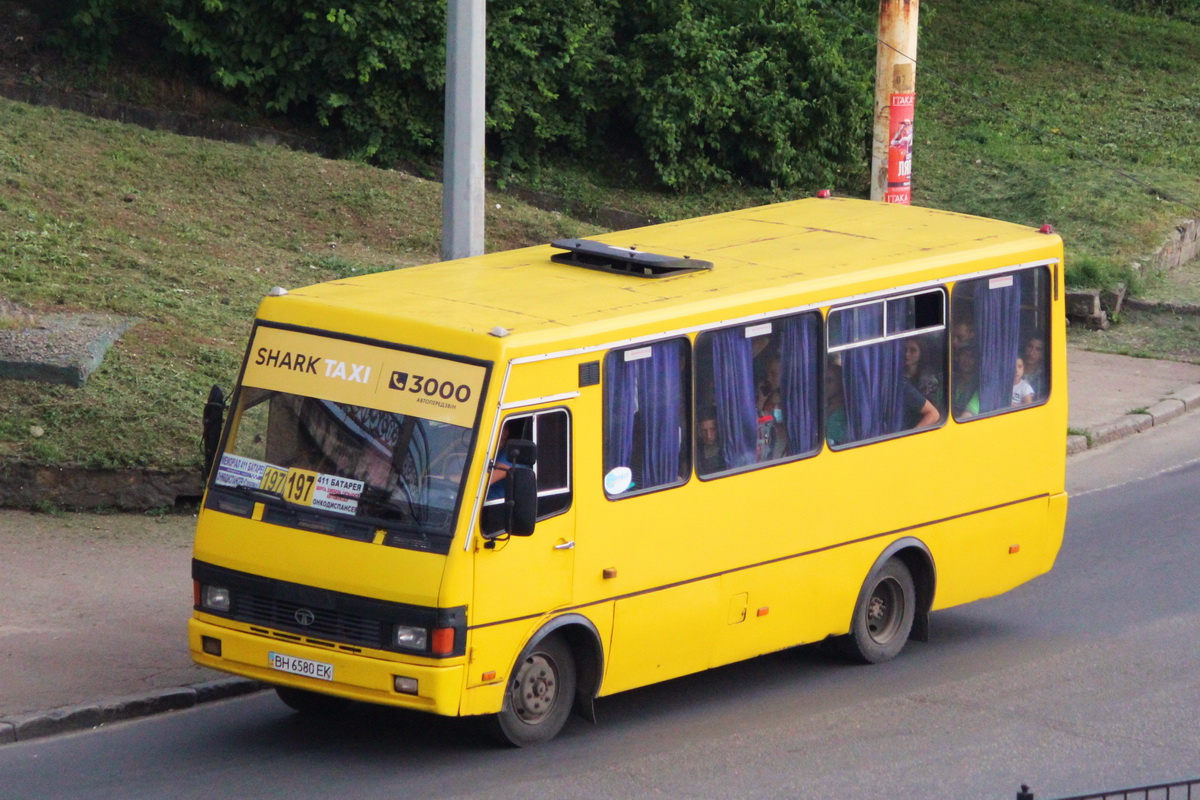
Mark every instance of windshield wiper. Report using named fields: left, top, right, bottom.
left=228, top=485, right=290, bottom=507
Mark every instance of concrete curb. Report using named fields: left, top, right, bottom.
left=1069, top=383, right=1200, bottom=455
left=0, top=678, right=263, bottom=745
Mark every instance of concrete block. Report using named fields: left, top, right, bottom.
left=1089, top=414, right=1152, bottom=447
left=1066, top=290, right=1101, bottom=319
left=96, top=688, right=197, bottom=722
left=9, top=704, right=104, bottom=741
left=1101, top=283, right=1127, bottom=316
left=1146, top=398, right=1185, bottom=426
left=1167, top=384, right=1200, bottom=410
left=1066, top=434, right=1089, bottom=455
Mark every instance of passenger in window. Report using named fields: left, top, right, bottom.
left=1022, top=335, right=1047, bottom=398
left=952, top=320, right=976, bottom=353
left=903, top=382, right=941, bottom=430
left=1012, top=357, right=1035, bottom=406
left=756, top=353, right=787, bottom=460
left=697, top=412, right=726, bottom=474
left=953, top=344, right=981, bottom=419
left=903, top=337, right=942, bottom=407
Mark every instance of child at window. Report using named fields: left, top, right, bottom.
left=1012, top=357, right=1035, bottom=406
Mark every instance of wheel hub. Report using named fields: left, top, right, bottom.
left=512, top=653, right=558, bottom=723
left=866, top=576, right=903, bottom=643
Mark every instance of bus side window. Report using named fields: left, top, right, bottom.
left=694, top=312, right=821, bottom=477
left=827, top=289, right=947, bottom=447
left=951, top=267, right=1051, bottom=420
left=603, top=339, right=690, bottom=497
left=481, top=409, right=572, bottom=536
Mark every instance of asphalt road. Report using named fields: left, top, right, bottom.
left=3, top=415, right=1199, bottom=800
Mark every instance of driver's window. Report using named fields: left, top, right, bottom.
left=481, top=409, right=572, bottom=536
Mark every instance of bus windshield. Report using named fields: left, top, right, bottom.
left=211, top=386, right=474, bottom=540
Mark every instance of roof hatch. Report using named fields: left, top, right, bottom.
left=550, top=239, right=713, bottom=278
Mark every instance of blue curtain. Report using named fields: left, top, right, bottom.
left=637, top=342, right=686, bottom=486
left=977, top=279, right=1021, bottom=413
left=840, top=306, right=906, bottom=441
left=709, top=329, right=758, bottom=468
left=779, top=314, right=820, bottom=455
left=603, top=352, right=637, bottom=475
left=604, top=341, right=687, bottom=490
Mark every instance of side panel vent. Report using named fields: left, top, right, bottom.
left=578, top=361, right=600, bottom=387
left=550, top=239, right=712, bottom=278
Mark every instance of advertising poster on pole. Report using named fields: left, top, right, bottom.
left=886, top=92, right=915, bottom=204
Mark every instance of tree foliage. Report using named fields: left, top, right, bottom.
left=48, top=0, right=876, bottom=190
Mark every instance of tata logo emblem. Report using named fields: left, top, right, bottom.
left=388, top=371, right=409, bottom=391
left=294, top=609, right=316, bottom=627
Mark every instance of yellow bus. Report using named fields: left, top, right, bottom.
left=190, top=196, right=1067, bottom=745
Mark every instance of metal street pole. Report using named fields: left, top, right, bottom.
left=871, top=0, right=919, bottom=204
left=441, top=0, right=486, bottom=260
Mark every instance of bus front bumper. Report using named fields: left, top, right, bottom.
left=189, top=616, right=465, bottom=716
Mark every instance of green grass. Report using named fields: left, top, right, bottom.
left=1, top=0, right=1199, bottom=471
left=0, top=100, right=596, bottom=470
left=914, top=0, right=1200, bottom=292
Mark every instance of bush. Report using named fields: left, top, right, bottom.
left=50, top=0, right=876, bottom=190
left=615, top=0, right=874, bottom=189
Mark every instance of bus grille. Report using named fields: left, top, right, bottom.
left=233, top=594, right=386, bottom=649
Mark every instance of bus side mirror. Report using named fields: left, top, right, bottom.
left=505, top=465, right=537, bottom=536
left=202, top=384, right=226, bottom=481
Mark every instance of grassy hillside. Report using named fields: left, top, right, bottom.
left=917, top=0, right=1200, bottom=284
left=0, top=0, right=1198, bottom=477
left=0, top=100, right=595, bottom=471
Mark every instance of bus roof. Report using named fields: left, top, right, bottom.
left=259, top=197, right=1060, bottom=356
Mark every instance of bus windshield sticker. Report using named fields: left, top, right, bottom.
left=311, top=474, right=365, bottom=515
left=989, top=275, right=1015, bottom=290
left=215, top=453, right=269, bottom=489
left=243, top=327, right=485, bottom=428
left=215, top=454, right=364, bottom=516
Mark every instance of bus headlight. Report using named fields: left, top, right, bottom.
left=201, top=585, right=231, bottom=612
left=393, top=625, right=428, bottom=650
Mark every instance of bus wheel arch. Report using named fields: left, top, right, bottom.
left=838, top=538, right=935, bottom=663
left=888, top=539, right=935, bottom=643
left=490, top=614, right=604, bottom=746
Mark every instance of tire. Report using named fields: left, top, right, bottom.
left=274, top=685, right=351, bottom=716
left=490, top=635, right=577, bottom=747
left=837, top=558, right=916, bottom=665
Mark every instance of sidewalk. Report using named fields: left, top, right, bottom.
left=3, top=347, right=1200, bottom=744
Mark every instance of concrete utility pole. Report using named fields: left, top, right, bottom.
left=441, top=0, right=486, bottom=260
left=871, top=0, right=919, bottom=204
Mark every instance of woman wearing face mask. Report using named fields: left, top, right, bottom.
left=756, top=353, right=788, bottom=461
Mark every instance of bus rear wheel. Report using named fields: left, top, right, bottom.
left=838, top=558, right=916, bottom=664
left=490, top=635, right=576, bottom=747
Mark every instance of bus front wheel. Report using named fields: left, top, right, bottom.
left=490, top=635, right=577, bottom=747
left=839, top=558, right=916, bottom=664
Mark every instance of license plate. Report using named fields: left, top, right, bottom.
left=269, top=652, right=334, bottom=682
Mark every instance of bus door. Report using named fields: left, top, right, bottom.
left=472, top=407, right=576, bottom=627
left=574, top=338, right=719, bottom=695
